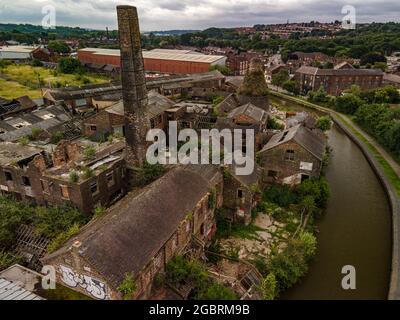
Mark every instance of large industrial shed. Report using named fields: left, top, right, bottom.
left=77, top=48, right=227, bottom=74
left=0, top=46, right=38, bottom=61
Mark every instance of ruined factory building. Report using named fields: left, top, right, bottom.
left=42, top=165, right=223, bottom=300
left=0, top=105, right=75, bottom=142
left=260, top=124, right=326, bottom=185
left=83, top=91, right=175, bottom=139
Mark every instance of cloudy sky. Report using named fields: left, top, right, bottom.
left=0, top=0, right=399, bottom=31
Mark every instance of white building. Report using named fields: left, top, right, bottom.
left=0, top=46, right=38, bottom=61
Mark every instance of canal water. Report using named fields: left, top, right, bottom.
left=271, top=96, right=392, bottom=300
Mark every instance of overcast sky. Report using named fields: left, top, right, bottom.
left=0, top=0, right=399, bottom=31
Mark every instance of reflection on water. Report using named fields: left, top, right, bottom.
left=282, top=127, right=391, bottom=299
left=272, top=99, right=392, bottom=300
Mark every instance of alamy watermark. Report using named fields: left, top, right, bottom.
left=146, top=121, right=255, bottom=176
left=342, top=5, right=356, bottom=30
left=341, top=265, right=357, bottom=290
left=41, top=4, right=56, bottom=29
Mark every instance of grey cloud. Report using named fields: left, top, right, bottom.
left=0, top=0, right=399, bottom=31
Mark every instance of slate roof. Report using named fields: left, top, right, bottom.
left=334, top=61, right=354, bottom=70
left=0, top=142, right=43, bottom=166
left=0, top=105, right=72, bottom=142
left=218, top=93, right=241, bottom=115
left=295, top=66, right=319, bottom=75
left=383, top=73, right=400, bottom=84
left=227, top=159, right=262, bottom=187
left=227, top=103, right=266, bottom=122
left=0, top=96, right=37, bottom=118
left=105, top=91, right=175, bottom=117
left=260, top=124, right=326, bottom=161
left=225, top=76, right=244, bottom=89
left=43, top=71, right=224, bottom=102
left=296, top=66, right=383, bottom=77
left=42, top=165, right=222, bottom=288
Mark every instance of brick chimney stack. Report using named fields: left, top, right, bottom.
left=117, top=5, right=149, bottom=168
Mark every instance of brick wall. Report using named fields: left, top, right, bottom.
left=77, top=50, right=213, bottom=74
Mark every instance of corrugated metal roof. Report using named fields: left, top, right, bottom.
left=0, top=46, right=38, bottom=53
left=0, top=278, right=44, bottom=300
left=79, top=48, right=226, bottom=64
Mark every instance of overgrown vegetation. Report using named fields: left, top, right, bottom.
left=254, top=178, right=328, bottom=298
left=165, top=255, right=237, bottom=300
left=306, top=85, right=400, bottom=160
left=0, top=196, right=89, bottom=255
left=58, top=57, right=85, bottom=74
left=0, top=251, right=20, bottom=271
left=83, top=146, right=96, bottom=159
left=238, top=62, right=268, bottom=96
left=267, top=231, right=317, bottom=294
left=118, top=273, right=138, bottom=300
left=69, top=171, right=80, bottom=183
left=214, top=176, right=329, bottom=300
left=267, top=116, right=284, bottom=130
left=137, top=162, right=166, bottom=186
left=315, top=116, right=332, bottom=131
left=0, top=63, right=109, bottom=99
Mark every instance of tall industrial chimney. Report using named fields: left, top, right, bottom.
left=117, top=5, right=149, bottom=168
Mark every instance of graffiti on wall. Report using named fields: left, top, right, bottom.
left=60, top=265, right=108, bottom=300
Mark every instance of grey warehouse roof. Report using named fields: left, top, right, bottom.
left=0, top=278, right=44, bottom=300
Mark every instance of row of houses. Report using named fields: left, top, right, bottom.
left=266, top=51, right=391, bottom=96
left=295, top=65, right=384, bottom=96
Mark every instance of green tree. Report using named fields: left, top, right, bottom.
left=373, top=62, right=388, bottom=72
left=308, top=87, right=331, bottom=105
left=268, top=239, right=308, bottom=292
left=297, top=178, right=330, bottom=208
left=271, top=69, right=289, bottom=87
left=32, top=59, right=43, bottom=67
left=209, top=64, right=231, bottom=76
left=48, top=40, right=71, bottom=54
left=299, top=232, right=317, bottom=258
left=69, top=171, right=79, bottom=183
left=334, top=94, right=364, bottom=114
left=315, top=116, right=332, bottom=131
left=50, top=132, right=64, bottom=144
left=282, top=80, right=299, bottom=94
left=58, top=57, right=84, bottom=74
left=263, top=185, right=297, bottom=208
left=360, top=52, right=386, bottom=66
left=259, top=273, right=278, bottom=300
left=29, top=127, right=43, bottom=141
left=138, top=162, right=166, bottom=186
